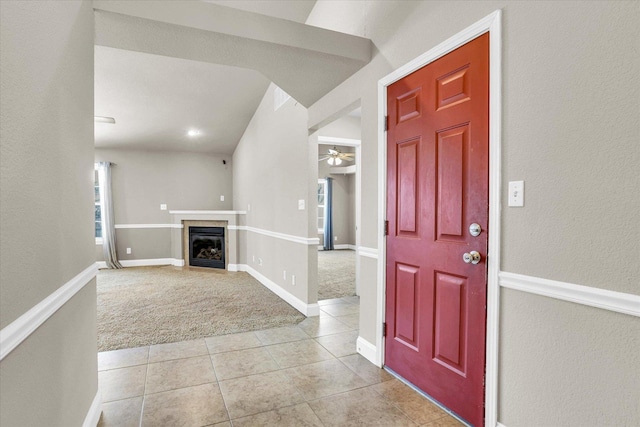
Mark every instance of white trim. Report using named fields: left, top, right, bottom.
left=83, top=390, right=102, bottom=427
left=333, top=244, right=355, bottom=250
left=376, top=10, right=502, bottom=427
left=246, top=226, right=320, bottom=246
left=227, top=263, right=239, bottom=272
left=114, top=223, right=183, bottom=229
left=169, top=210, right=247, bottom=215
left=317, top=136, right=361, bottom=147
left=500, top=272, right=640, bottom=317
left=0, top=263, right=97, bottom=360
left=95, top=237, right=103, bottom=245
left=356, top=336, right=378, bottom=366
left=357, top=246, right=378, bottom=260
left=97, top=258, right=183, bottom=269
left=244, top=265, right=320, bottom=316
left=329, top=165, right=356, bottom=175
left=497, top=423, right=507, bottom=427
left=227, top=225, right=246, bottom=231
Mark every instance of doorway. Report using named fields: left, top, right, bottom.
left=316, top=109, right=362, bottom=302
left=376, top=11, right=502, bottom=427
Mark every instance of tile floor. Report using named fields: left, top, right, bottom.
left=97, top=296, right=464, bottom=427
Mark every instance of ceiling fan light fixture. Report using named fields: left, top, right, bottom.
left=327, top=157, right=335, bottom=166
left=334, top=157, right=343, bottom=166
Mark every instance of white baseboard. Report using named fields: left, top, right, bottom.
left=0, top=263, right=97, bottom=361
left=97, top=258, right=184, bottom=269
left=244, top=265, right=319, bottom=317
left=83, top=390, right=102, bottom=427
left=227, top=263, right=239, bottom=272
left=334, top=244, right=356, bottom=250
left=497, top=423, right=507, bottom=427
left=357, top=336, right=379, bottom=367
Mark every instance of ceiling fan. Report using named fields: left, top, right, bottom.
left=319, top=146, right=355, bottom=166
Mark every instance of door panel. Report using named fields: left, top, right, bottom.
left=385, top=33, right=489, bottom=427
left=394, top=263, right=420, bottom=349
left=397, top=138, right=420, bottom=236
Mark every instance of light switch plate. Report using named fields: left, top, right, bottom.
left=298, top=199, right=305, bottom=210
left=160, top=204, right=167, bottom=210
left=508, top=181, right=524, bottom=207
left=220, top=195, right=224, bottom=201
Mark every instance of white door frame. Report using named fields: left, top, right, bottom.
left=375, top=10, right=502, bottom=427
left=318, top=136, right=361, bottom=296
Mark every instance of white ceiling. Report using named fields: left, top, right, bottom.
left=95, top=0, right=318, bottom=154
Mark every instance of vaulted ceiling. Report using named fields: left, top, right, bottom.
left=94, top=0, right=372, bottom=154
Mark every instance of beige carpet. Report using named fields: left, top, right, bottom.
left=97, top=266, right=305, bottom=352
left=317, top=249, right=356, bottom=300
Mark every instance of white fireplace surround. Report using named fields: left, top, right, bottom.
left=169, top=210, right=246, bottom=271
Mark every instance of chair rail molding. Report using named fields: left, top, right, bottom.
left=499, top=271, right=640, bottom=317
left=0, top=263, right=98, bottom=360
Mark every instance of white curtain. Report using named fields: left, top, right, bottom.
left=97, top=162, right=122, bottom=269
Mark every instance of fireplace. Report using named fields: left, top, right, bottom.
left=189, top=226, right=225, bottom=269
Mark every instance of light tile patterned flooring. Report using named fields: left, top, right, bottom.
left=97, top=296, right=463, bottom=426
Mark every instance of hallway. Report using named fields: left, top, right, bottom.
left=97, top=296, right=463, bottom=426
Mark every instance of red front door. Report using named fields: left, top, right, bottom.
left=385, top=33, right=489, bottom=426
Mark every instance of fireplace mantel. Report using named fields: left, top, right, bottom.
left=169, top=210, right=246, bottom=270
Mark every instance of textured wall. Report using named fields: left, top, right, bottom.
left=95, top=149, right=233, bottom=260
left=233, top=84, right=316, bottom=303
left=0, top=1, right=97, bottom=425
left=306, top=0, right=640, bottom=425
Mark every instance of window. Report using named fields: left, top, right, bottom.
left=318, top=179, right=327, bottom=233
left=95, top=165, right=102, bottom=244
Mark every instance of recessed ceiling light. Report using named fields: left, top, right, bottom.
left=95, top=116, right=116, bottom=124
left=187, top=129, right=201, bottom=137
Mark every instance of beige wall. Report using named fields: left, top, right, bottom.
left=0, top=1, right=97, bottom=425
left=305, top=1, right=639, bottom=425
left=95, top=148, right=233, bottom=261
left=233, top=84, right=317, bottom=304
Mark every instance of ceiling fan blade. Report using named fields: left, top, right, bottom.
left=339, top=153, right=355, bottom=158
left=318, top=156, right=330, bottom=161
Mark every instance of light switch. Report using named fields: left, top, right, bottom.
left=220, top=195, right=225, bottom=202
left=126, top=247, right=132, bottom=254
left=508, top=181, right=524, bottom=207
left=298, top=199, right=305, bottom=210
left=160, top=204, right=167, bottom=210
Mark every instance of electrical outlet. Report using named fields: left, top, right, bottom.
left=252, top=255, right=255, bottom=262
left=126, top=248, right=132, bottom=254
left=298, top=199, right=305, bottom=210
left=334, top=236, right=338, bottom=241
left=247, top=203, right=251, bottom=211
left=220, top=195, right=225, bottom=201
left=258, top=258, right=263, bottom=266
left=291, top=275, right=296, bottom=285
left=160, top=204, right=167, bottom=210
left=283, top=270, right=287, bottom=280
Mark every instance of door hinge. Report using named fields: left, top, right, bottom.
left=383, top=322, right=387, bottom=337
left=384, top=115, right=389, bottom=131
left=384, top=220, right=389, bottom=236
